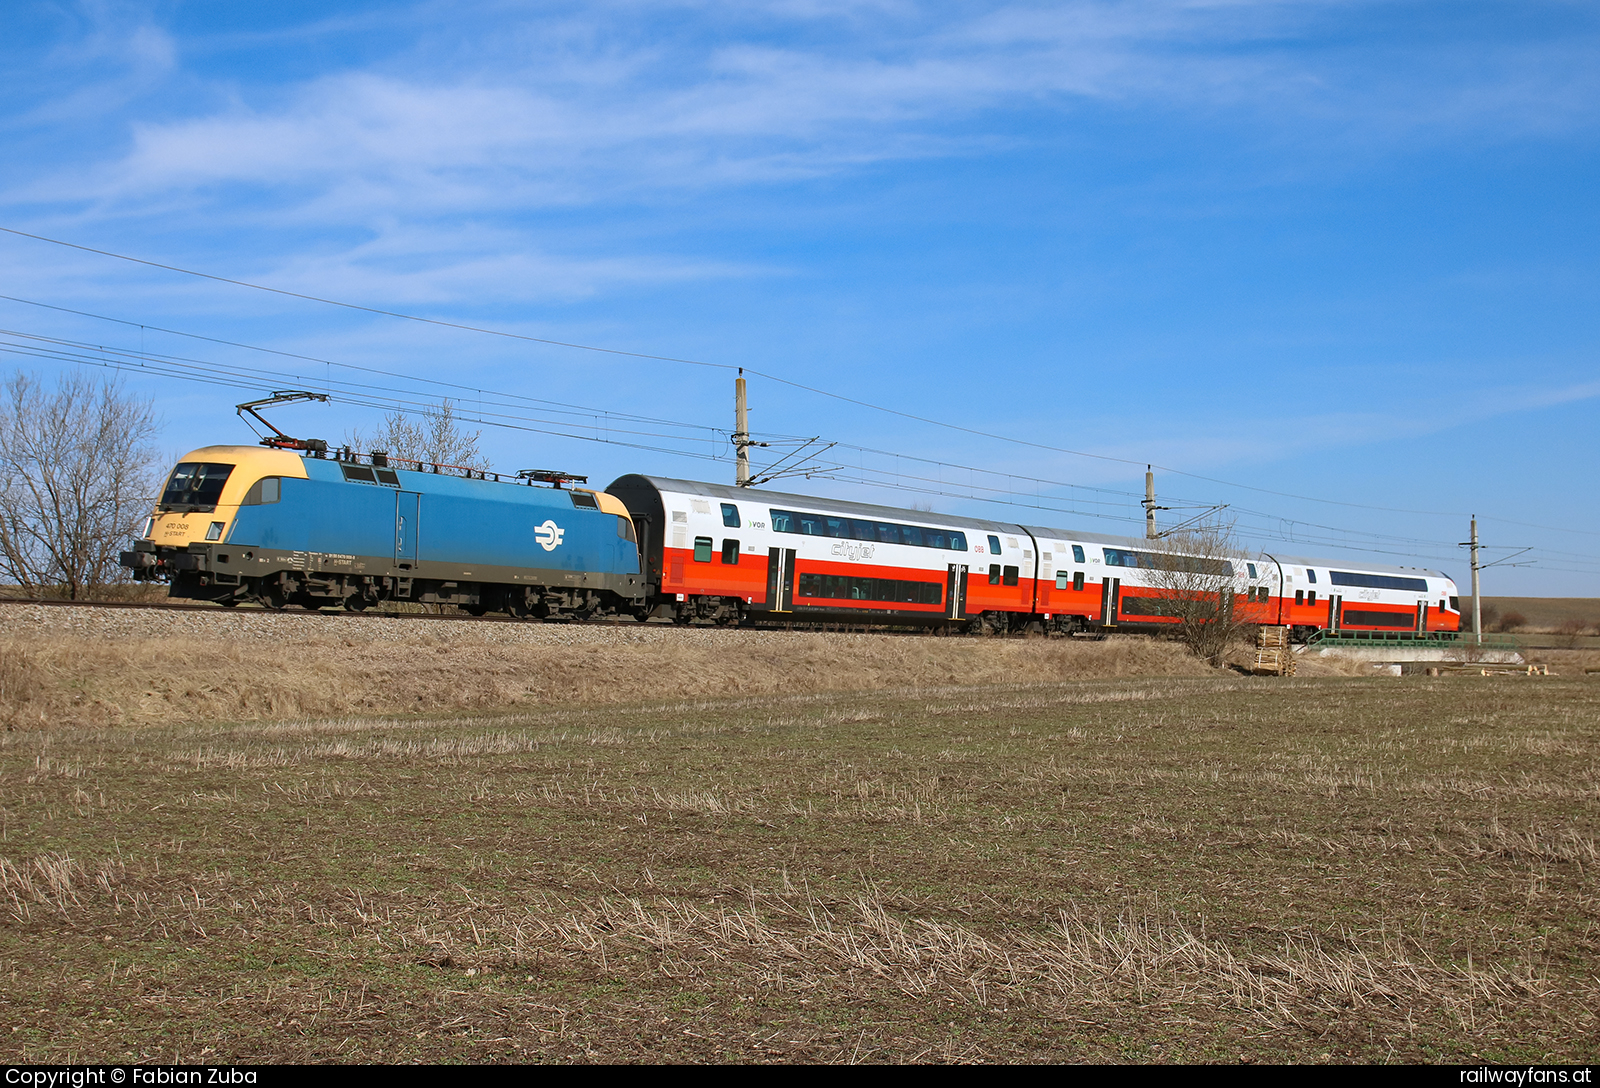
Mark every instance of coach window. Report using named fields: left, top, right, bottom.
left=988, top=534, right=1003, bottom=556
left=721, top=503, right=740, bottom=528
left=901, top=525, right=924, bottom=547
left=769, top=510, right=792, bottom=533
left=1295, top=590, right=1305, bottom=606
left=694, top=536, right=713, bottom=563
left=1002, top=566, right=1019, bottom=587
left=1307, top=569, right=1317, bottom=584
left=1247, top=563, right=1258, bottom=579
left=1439, top=598, right=1446, bottom=612
left=989, top=564, right=1001, bottom=585
left=1308, top=591, right=1317, bottom=605
left=1074, top=572, right=1085, bottom=592
left=721, top=539, right=739, bottom=564
left=1071, top=545, right=1085, bottom=564
left=1055, top=572, right=1070, bottom=591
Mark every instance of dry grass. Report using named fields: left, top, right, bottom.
left=1, top=676, right=1596, bottom=1062
left=0, top=627, right=1212, bottom=729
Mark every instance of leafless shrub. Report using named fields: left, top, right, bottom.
left=1141, top=522, right=1253, bottom=666
left=0, top=371, right=159, bottom=599
left=1553, top=619, right=1591, bottom=649
left=346, top=399, right=490, bottom=474
left=1495, top=611, right=1527, bottom=633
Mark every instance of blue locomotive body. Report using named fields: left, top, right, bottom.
left=128, top=445, right=645, bottom=617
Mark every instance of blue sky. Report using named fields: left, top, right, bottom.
left=1, top=1, right=1596, bottom=594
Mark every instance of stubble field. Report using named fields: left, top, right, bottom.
left=2, top=655, right=1596, bottom=1063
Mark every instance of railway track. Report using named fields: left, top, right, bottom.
left=0, top=595, right=997, bottom=635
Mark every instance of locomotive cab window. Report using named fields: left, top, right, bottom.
left=721, top=503, right=740, bottom=528
left=721, top=539, right=739, bottom=564
left=693, top=536, right=713, bottom=563
left=160, top=462, right=233, bottom=513
left=617, top=516, right=637, bottom=542
left=240, top=477, right=281, bottom=505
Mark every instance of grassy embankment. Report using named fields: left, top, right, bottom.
left=2, top=667, right=1596, bottom=1062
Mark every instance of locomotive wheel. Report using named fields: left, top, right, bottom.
left=263, top=585, right=289, bottom=611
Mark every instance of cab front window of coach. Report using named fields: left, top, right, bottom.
left=694, top=536, right=713, bottom=562
left=160, top=462, right=234, bottom=512
left=240, top=477, right=281, bottom=505
left=721, top=503, right=740, bottom=528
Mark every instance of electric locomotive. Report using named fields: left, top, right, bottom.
left=122, top=445, right=646, bottom=618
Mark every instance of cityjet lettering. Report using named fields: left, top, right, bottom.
left=830, top=542, right=876, bottom=562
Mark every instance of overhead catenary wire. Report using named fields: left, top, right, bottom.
left=0, top=225, right=1519, bottom=521
left=5, top=321, right=1597, bottom=575
left=0, top=244, right=1595, bottom=576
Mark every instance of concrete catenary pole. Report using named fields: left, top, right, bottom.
left=734, top=370, right=751, bottom=487
left=1470, top=516, right=1482, bottom=646
left=1144, top=467, right=1157, bottom=539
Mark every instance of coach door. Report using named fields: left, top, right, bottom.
left=1329, top=595, right=1343, bottom=631
left=1416, top=601, right=1429, bottom=633
left=946, top=564, right=968, bottom=619
left=766, top=547, right=796, bottom=612
left=395, top=491, right=420, bottom=568
left=1101, top=577, right=1121, bottom=627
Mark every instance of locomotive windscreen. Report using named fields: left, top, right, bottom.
left=160, top=462, right=234, bottom=513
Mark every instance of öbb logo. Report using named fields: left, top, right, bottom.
left=535, top=519, right=565, bottom=551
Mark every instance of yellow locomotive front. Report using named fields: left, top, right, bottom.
left=122, top=445, right=307, bottom=576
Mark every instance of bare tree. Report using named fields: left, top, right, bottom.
left=1141, top=522, right=1253, bottom=665
left=0, top=371, right=159, bottom=600
left=347, top=400, right=491, bottom=474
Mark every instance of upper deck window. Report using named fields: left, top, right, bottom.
left=721, top=503, right=740, bottom=528
left=160, top=463, right=234, bottom=513
left=769, top=509, right=968, bottom=551
left=1329, top=571, right=1429, bottom=592
left=1104, top=547, right=1234, bottom=577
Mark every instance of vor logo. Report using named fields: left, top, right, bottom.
left=535, top=519, right=565, bottom=552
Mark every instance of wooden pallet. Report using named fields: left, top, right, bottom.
left=1252, top=626, right=1295, bottom=676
